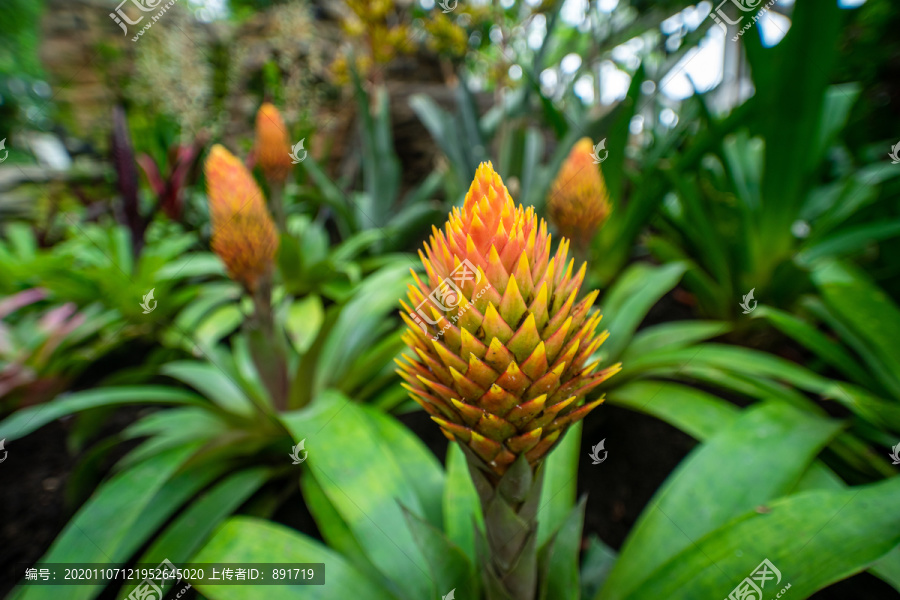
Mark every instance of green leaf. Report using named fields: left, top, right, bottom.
left=599, top=262, right=687, bottom=361
left=537, top=421, right=581, bottom=549
left=410, top=93, right=473, bottom=187
left=285, top=295, right=325, bottom=354
left=755, top=305, right=871, bottom=389
left=162, top=361, right=256, bottom=417
left=626, top=477, right=900, bottom=600
left=618, top=344, right=829, bottom=395
left=157, top=253, right=226, bottom=279
left=14, top=443, right=205, bottom=600
left=812, top=261, right=900, bottom=398
left=403, top=507, right=478, bottom=599
left=300, top=470, right=381, bottom=581
left=797, top=219, right=900, bottom=265
left=538, top=498, right=585, bottom=600
left=580, top=536, right=617, bottom=600
left=280, top=392, right=437, bottom=600
left=191, top=517, right=396, bottom=600
left=599, top=402, right=843, bottom=600
left=644, top=235, right=724, bottom=319
left=0, top=387, right=205, bottom=441
left=313, top=262, right=413, bottom=394
left=369, top=407, right=445, bottom=525
left=813, top=84, right=860, bottom=167
left=748, top=0, right=843, bottom=258
left=118, top=407, right=230, bottom=469
left=443, top=443, right=483, bottom=564
left=623, top=321, right=728, bottom=361
left=194, top=304, right=243, bottom=349
left=871, top=546, right=900, bottom=592
left=607, top=381, right=739, bottom=441
left=302, top=156, right=356, bottom=236
left=231, top=334, right=272, bottom=410
left=125, top=468, right=270, bottom=598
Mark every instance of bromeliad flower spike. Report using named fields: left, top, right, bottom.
left=547, top=137, right=611, bottom=248
left=397, top=161, right=620, bottom=600
left=205, top=144, right=279, bottom=293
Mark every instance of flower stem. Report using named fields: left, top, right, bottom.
left=248, top=276, right=289, bottom=410
left=268, top=180, right=286, bottom=231
left=464, top=450, right=543, bottom=600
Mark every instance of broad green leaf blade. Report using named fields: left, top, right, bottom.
left=280, top=392, right=437, bottom=600
left=538, top=498, right=585, bottom=600
left=162, top=361, right=256, bottom=417
left=443, top=443, right=483, bottom=564
left=313, top=262, right=412, bottom=395
left=797, top=219, right=900, bottom=265
left=812, top=261, right=900, bottom=398
left=156, top=252, right=226, bottom=279
left=138, top=467, right=269, bottom=565
left=626, top=477, right=900, bottom=600
left=537, top=421, right=581, bottom=549
left=599, top=262, right=687, bottom=361
left=598, top=402, right=842, bottom=600
left=366, top=408, right=444, bottom=526
left=118, top=407, right=230, bottom=469
left=106, top=453, right=230, bottom=567
left=14, top=443, right=204, bottom=600
left=409, top=94, right=471, bottom=187
left=812, top=84, right=860, bottom=167
left=403, top=507, right=478, bottom=599
left=609, top=382, right=843, bottom=498
left=0, top=387, right=205, bottom=441
left=191, top=517, right=396, bottom=600
left=580, top=536, right=617, bottom=600
left=748, top=0, right=843, bottom=257
left=618, top=344, right=829, bottom=394
left=871, top=546, right=900, bottom=592
left=193, top=304, right=243, bottom=349
left=755, top=305, right=872, bottom=390
left=623, top=321, right=729, bottom=361
left=644, top=236, right=724, bottom=319
left=285, top=294, right=325, bottom=354
left=299, top=470, right=382, bottom=582
left=606, top=381, right=739, bottom=441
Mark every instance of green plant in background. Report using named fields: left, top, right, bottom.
left=0, top=218, right=223, bottom=382
left=0, top=110, right=426, bottom=597
left=3, top=1, right=900, bottom=599
left=597, top=260, right=896, bottom=484
left=411, top=63, right=656, bottom=290
left=410, top=73, right=627, bottom=218
left=0, top=0, right=49, bottom=135
left=303, top=76, right=445, bottom=249
left=756, top=260, right=900, bottom=455
left=0, top=288, right=117, bottom=413
left=0, top=255, right=420, bottom=600
left=646, top=1, right=900, bottom=321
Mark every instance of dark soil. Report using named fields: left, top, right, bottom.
left=0, top=409, right=140, bottom=598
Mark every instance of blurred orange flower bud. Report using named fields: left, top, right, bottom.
left=205, top=144, right=279, bottom=292
left=254, top=103, right=293, bottom=184
left=547, top=138, right=611, bottom=246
